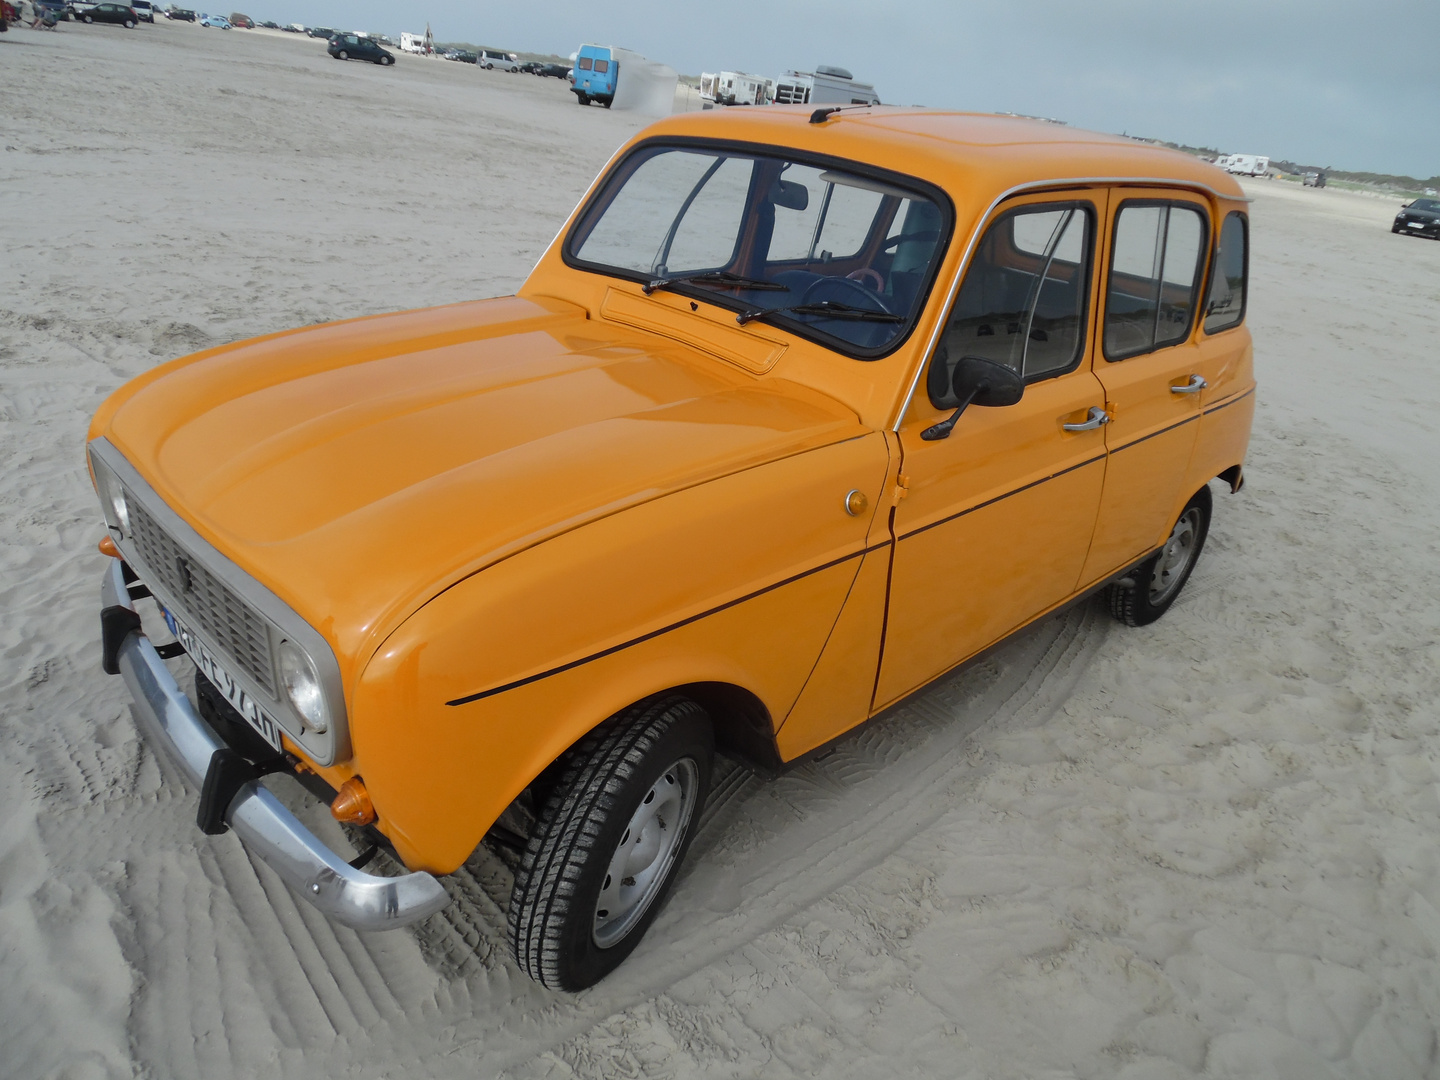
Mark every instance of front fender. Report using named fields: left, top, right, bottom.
left=351, top=431, right=891, bottom=872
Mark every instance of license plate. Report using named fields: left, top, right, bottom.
left=164, top=608, right=284, bottom=751
left=1409, top=222, right=1425, bottom=228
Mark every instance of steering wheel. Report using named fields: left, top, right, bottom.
left=846, top=267, right=885, bottom=292
left=801, top=275, right=896, bottom=314
left=879, top=229, right=940, bottom=251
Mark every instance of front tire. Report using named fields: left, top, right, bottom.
left=1105, top=485, right=1212, bottom=627
left=83, top=13, right=92, bottom=21
left=508, top=696, right=712, bottom=990
left=379, top=55, right=392, bottom=65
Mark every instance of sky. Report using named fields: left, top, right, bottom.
left=246, top=0, right=1440, bottom=179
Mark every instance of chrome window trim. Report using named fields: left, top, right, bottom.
left=89, top=437, right=350, bottom=765
left=890, top=174, right=1249, bottom=432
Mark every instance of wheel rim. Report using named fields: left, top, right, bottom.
left=592, top=757, right=699, bottom=949
left=1149, top=507, right=1201, bottom=604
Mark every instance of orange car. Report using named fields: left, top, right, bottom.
left=90, top=108, right=1253, bottom=989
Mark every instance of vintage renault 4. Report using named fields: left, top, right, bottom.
left=90, top=107, right=1254, bottom=989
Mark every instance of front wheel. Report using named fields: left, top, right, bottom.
left=1105, top=485, right=1212, bottom=627
left=82, top=13, right=92, bottom=21
left=378, top=55, right=392, bottom=65
left=508, top=696, right=712, bottom=990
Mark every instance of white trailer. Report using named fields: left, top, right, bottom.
left=700, top=71, right=772, bottom=106
left=399, top=32, right=428, bottom=55
left=771, top=65, right=879, bottom=107
left=1220, top=154, right=1269, bottom=176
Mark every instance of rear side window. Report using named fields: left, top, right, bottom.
left=928, top=202, right=1094, bottom=406
left=578, top=56, right=592, bottom=70
left=1104, top=201, right=1208, bottom=360
left=593, top=59, right=610, bottom=74
left=1203, top=212, right=1248, bottom=333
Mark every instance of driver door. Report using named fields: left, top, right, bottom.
left=876, top=192, right=1110, bottom=708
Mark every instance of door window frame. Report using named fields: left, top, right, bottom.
left=1101, top=197, right=1211, bottom=363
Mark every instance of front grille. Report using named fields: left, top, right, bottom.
left=127, top=498, right=277, bottom=696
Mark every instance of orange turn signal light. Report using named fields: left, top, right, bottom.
left=331, top=777, right=376, bottom=826
left=98, top=535, right=120, bottom=558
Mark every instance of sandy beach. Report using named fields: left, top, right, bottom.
left=3, top=20, right=1439, bottom=1080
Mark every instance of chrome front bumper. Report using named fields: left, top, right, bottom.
left=101, top=559, right=449, bottom=931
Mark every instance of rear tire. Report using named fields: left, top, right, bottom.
left=1105, top=485, right=1212, bottom=627
left=576, top=91, right=589, bottom=105
left=124, top=18, right=134, bottom=26
left=337, top=50, right=348, bottom=59
left=508, top=696, right=712, bottom=990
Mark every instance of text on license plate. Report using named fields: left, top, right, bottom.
left=164, top=609, right=283, bottom=751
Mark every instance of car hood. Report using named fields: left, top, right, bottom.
left=97, top=295, right=866, bottom=670
left=1399, top=206, right=1440, bottom=219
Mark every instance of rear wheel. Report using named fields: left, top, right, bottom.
left=508, top=696, right=712, bottom=990
left=124, top=18, right=134, bottom=26
left=1105, top=485, right=1212, bottom=627
left=576, top=91, right=589, bottom=105
left=337, top=50, right=348, bottom=59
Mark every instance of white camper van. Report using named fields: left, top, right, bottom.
left=771, top=65, right=879, bottom=106
left=399, top=32, right=428, bottom=55
left=1219, top=154, right=1270, bottom=177
left=699, top=71, right=773, bottom=106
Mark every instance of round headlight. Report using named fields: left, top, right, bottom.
left=279, top=641, right=328, bottom=734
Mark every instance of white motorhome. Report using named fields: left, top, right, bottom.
left=1218, top=154, right=1270, bottom=177
left=700, top=71, right=773, bottom=106
left=771, top=65, right=879, bottom=106
left=399, top=32, right=428, bottom=55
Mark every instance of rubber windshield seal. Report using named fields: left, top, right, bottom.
left=561, top=135, right=956, bottom=362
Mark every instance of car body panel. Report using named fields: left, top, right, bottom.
left=89, top=109, right=1254, bottom=878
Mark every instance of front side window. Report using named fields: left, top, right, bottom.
left=566, top=142, right=952, bottom=358
left=1104, top=201, right=1208, bottom=360
left=1203, top=212, right=1248, bottom=333
left=927, top=202, right=1095, bottom=406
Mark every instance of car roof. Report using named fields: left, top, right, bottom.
left=639, top=108, right=1246, bottom=206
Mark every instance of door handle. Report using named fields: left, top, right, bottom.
left=1062, top=406, right=1110, bottom=432
left=1170, top=374, right=1208, bottom=394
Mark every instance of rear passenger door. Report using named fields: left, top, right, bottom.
left=1079, top=190, right=1212, bottom=587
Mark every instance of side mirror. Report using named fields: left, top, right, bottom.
left=771, top=179, right=809, bottom=212
left=921, top=356, right=1024, bottom=441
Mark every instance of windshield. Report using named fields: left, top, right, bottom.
left=1410, top=199, right=1440, bottom=212
left=566, top=142, right=951, bottom=357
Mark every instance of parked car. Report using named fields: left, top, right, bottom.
left=539, top=62, right=569, bottom=78
left=129, top=0, right=154, bottom=21
left=79, top=2, right=139, bottom=26
left=328, top=32, right=394, bottom=64
left=1301, top=170, right=1326, bottom=188
left=305, top=24, right=330, bottom=37
left=282, top=21, right=302, bottom=31
left=89, top=110, right=1254, bottom=992
left=166, top=6, right=194, bottom=18
left=1392, top=197, right=1440, bottom=239
left=227, top=11, right=250, bottom=27
left=198, top=14, right=229, bottom=27
left=448, top=50, right=478, bottom=64
left=479, top=48, right=518, bottom=70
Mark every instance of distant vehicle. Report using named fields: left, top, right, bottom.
left=283, top=21, right=302, bottom=31
left=1302, top=171, right=1326, bottom=188
left=79, top=2, right=139, bottom=26
left=479, top=48, right=518, bottom=71
left=306, top=25, right=331, bottom=37
left=328, top=32, right=395, bottom=65
left=399, top=31, right=427, bottom=54
left=539, top=62, right=569, bottom=78
left=771, top=66, right=879, bottom=107
left=199, top=14, right=229, bottom=28
left=700, top=71, right=773, bottom=106
left=572, top=43, right=617, bottom=106
left=69, top=0, right=98, bottom=16
left=1392, top=198, right=1440, bottom=240
left=129, top=0, right=155, bottom=21
left=258, top=19, right=277, bottom=28
left=1215, top=154, right=1269, bottom=177
left=228, top=11, right=250, bottom=27
left=167, top=6, right=194, bottom=18
left=446, top=50, right=477, bottom=63
left=518, top=60, right=543, bottom=74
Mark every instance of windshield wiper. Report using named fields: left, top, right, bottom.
left=643, top=270, right=789, bottom=295
left=736, top=301, right=904, bottom=326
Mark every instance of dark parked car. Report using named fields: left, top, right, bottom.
left=79, top=2, right=138, bottom=26
left=539, top=62, right=569, bottom=78
left=1393, top=198, right=1440, bottom=239
left=448, top=50, right=478, bottom=63
left=228, top=11, right=251, bottom=27
left=328, top=33, right=394, bottom=65
left=167, top=7, right=195, bottom=20
left=1301, top=170, right=1326, bottom=188
left=306, top=24, right=331, bottom=37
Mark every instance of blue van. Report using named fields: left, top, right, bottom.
left=572, top=44, right=617, bottom=107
